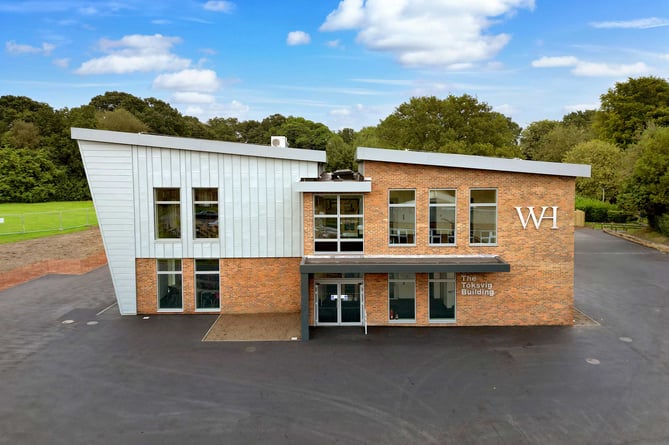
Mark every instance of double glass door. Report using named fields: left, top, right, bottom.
left=316, top=281, right=363, bottom=325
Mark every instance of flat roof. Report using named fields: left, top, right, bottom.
left=356, top=146, right=590, bottom=178
left=300, top=255, right=510, bottom=273
left=71, top=128, right=326, bottom=163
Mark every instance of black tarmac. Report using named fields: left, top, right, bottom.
left=0, top=229, right=667, bottom=444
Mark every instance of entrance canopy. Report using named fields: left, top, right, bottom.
left=300, top=255, right=510, bottom=274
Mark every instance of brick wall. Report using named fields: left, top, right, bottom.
left=304, top=160, right=576, bottom=326
left=136, top=257, right=301, bottom=315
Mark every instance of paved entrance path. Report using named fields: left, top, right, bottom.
left=0, top=229, right=667, bottom=444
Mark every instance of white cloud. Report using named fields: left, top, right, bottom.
left=6, top=40, right=55, bottom=55
left=326, top=39, right=341, bottom=48
left=172, top=92, right=216, bottom=104
left=53, top=58, right=70, bottom=68
left=330, top=108, right=351, bottom=116
left=493, top=103, right=515, bottom=116
left=75, top=34, right=190, bottom=74
left=563, top=103, right=599, bottom=113
left=531, top=56, right=579, bottom=68
left=287, top=31, right=311, bottom=46
left=153, top=69, right=221, bottom=92
left=203, top=1, right=235, bottom=13
left=320, top=0, right=535, bottom=68
left=590, top=17, right=669, bottom=29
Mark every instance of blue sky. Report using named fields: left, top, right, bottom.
left=1, top=0, right=669, bottom=131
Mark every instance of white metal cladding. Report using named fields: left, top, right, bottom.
left=78, top=141, right=137, bottom=315
left=132, top=145, right=319, bottom=258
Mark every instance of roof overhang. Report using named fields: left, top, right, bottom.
left=300, top=255, right=510, bottom=274
left=294, top=180, right=372, bottom=193
left=356, top=146, right=591, bottom=178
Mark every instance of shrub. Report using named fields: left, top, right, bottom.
left=575, top=196, right=633, bottom=223
left=656, top=213, right=669, bottom=236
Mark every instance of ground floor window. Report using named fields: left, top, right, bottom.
left=195, top=259, right=219, bottom=310
left=157, top=259, right=182, bottom=310
left=388, top=273, right=415, bottom=321
left=429, top=272, right=456, bottom=321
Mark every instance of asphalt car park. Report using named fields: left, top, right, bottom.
left=0, top=229, right=667, bottom=444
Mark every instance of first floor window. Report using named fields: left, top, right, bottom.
left=195, top=259, right=220, bottom=310
left=470, top=189, right=497, bottom=244
left=194, top=188, right=218, bottom=239
left=429, top=189, right=456, bottom=245
left=388, top=273, right=415, bottom=321
left=157, top=259, right=182, bottom=310
left=155, top=188, right=181, bottom=239
left=429, top=272, right=456, bottom=321
left=314, top=194, right=363, bottom=253
left=389, top=190, right=416, bottom=245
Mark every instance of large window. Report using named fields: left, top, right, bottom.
left=429, top=189, right=456, bottom=245
left=389, top=190, right=415, bottom=245
left=195, top=259, right=220, bottom=310
left=157, top=259, right=182, bottom=310
left=194, top=188, right=218, bottom=239
left=429, top=272, right=456, bottom=321
left=314, top=195, right=363, bottom=253
left=388, top=273, right=415, bottom=321
left=155, top=188, right=181, bottom=239
left=470, top=189, right=497, bottom=245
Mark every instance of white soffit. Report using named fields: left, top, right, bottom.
left=294, top=180, right=372, bottom=193
left=71, top=128, right=326, bottom=163
left=356, top=147, right=591, bottom=178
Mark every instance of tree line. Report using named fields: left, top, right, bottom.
left=1, top=76, right=668, bottom=233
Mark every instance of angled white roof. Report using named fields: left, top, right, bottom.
left=71, top=128, right=326, bottom=163
left=356, top=146, right=591, bottom=178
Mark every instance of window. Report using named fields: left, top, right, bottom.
left=429, top=272, right=456, bottom=321
left=388, top=273, right=415, bottom=321
left=155, top=188, right=181, bottom=239
left=195, top=259, right=220, bottom=310
left=157, top=259, right=182, bottom=310
left=429, top=189, right=456, bottom=245
left=470, top=189, right=497, bottom=244
left=389, top=190, right=415, bottom=245
left=194, top=188, right=218, bottom=239
left=314, top=195, right=363, bottom=253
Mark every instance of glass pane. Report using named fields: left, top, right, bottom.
left=389, top=207, right=415, bottom=244
left=429, top=272, right=455, bottom=280
left=157, top=259, right=181, bottom=272
left=340, top=241, right=363, bottom=252
left=341, top=283, right=361, bottom=323
left=315, top=217, right=338, bottom=239
left=196, top=273, right=219, bottom=309
left=389, top=190, right=415, bottom=205
left=195, top=259, right=219, bottom=272
left=470, top=189, right=496, bottom=204
left=429, top=189, right=456, bottom=204
left=429, top=281, right=455, bottom=320
left=429, top=207, right=455, bottom=244
left=194, top=188, right=217, bottom=202
left=340, top=217, right=362, bottom=239
left=156, top=188, right=180, bottom=202
left=470, top=207, right=497, bottom=243
left=156, top=203, right=181, bottom=238
left=340, top=196, right=363, bottom=215
left=315, top=195, right=337, bottom=215
left=315, top=241, right=338, bottom=252
left=195, top=203, right=218, bottom=238
left=389, top=279, right=415, bottom=320
left=158, top=273, right=182, bottom=309
left=317, top=283, right=338, bottom=323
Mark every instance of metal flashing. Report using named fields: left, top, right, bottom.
left=300, top=255, right=510, bottom=273
left=294, top=180, right=372, bottom=193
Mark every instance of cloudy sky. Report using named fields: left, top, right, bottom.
left=2, top=0, right=669, bottom=130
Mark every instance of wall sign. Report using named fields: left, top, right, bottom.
left=515, top=206, right=559, bottom=229
left=460, top=275, right=495, bottom=297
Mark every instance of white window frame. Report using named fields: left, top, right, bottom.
left=193, top=188, right=219, bottom=240
left=388, top=189, right=416, bottom=246
left=388, top=273, right=416, bottom=323
left=428, top=189, right=457, bottom=246
left=157, top=259, right=183, bottom=312
left=428, top=272, right=456, bottom=323
left=314, top=194, right=364, bottom=253
left=154, top=188, right=181, bottom=240
left=469, top=188, right=498, bottom=246
left=194, top=259, right=220, bottom=312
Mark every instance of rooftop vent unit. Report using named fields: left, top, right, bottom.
left=270, top=136, right=287, bottom=148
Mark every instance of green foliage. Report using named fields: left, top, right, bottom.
left=563, top=140, right=624, bottom=201
left=0, top=148, right=63, bottom=203
left=325, top=134, right=356, bottom=171
left=519, top=120, right=559, bottom=160
left=656, top=213, right=669, bottom=236
left=376, top=95, right=521, bottom=157
left=96, top=108, right=151, bottom=133
left=1, top=120, right=41, bottom=149
left=594, top=76, right=669, bottom=147
left=575, top=196, right=632, bottom=223
left=562, top=109, right=597, bottom=129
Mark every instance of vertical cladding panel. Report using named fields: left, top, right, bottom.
left=274, top=160, right=285, bottom=256
left=181, top=150, right=191, bottom=258
left=265, top=159, right=276, bottom=257
left=249, top=157, right=259, bottom=257
left=79, top=141, right=137, bottom=314
left=257, top=159, right=268, bottom=256
left=240, top=156, right=251, bottom=257
left=223, top=155, right=235, bottom=257
left=151, top=147, right=162, bottom=187
left=201, top=152, right=210, bottom=186
left=232, top=156, right=243, bottom=256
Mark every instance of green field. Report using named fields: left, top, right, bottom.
left=0, top=201, right=98, bottom=244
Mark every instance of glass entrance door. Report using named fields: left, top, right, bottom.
left=316, top=281, right=363, bottom=325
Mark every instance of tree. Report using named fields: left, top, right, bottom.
left=2, top=120, right=41, bottom=149
left=563, top=140, right=624, bottom=201
left=594, top=76, right=669, bottom=147
left=519, top=120, right=559, bottom=160
left=376, top=95, right=521, bottom=157
left=325, top=134, right=356, bottom=171
left=95, top=108, right=150, bottom=133
left=0, top=148, right=64, bottom=202
left=618, top=126, right=669, bottom=230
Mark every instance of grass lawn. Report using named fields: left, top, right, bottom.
left=0, top=201, right=97, bottom=244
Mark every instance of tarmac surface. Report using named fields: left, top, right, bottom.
left=0, top=228, right=667, bottom=444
